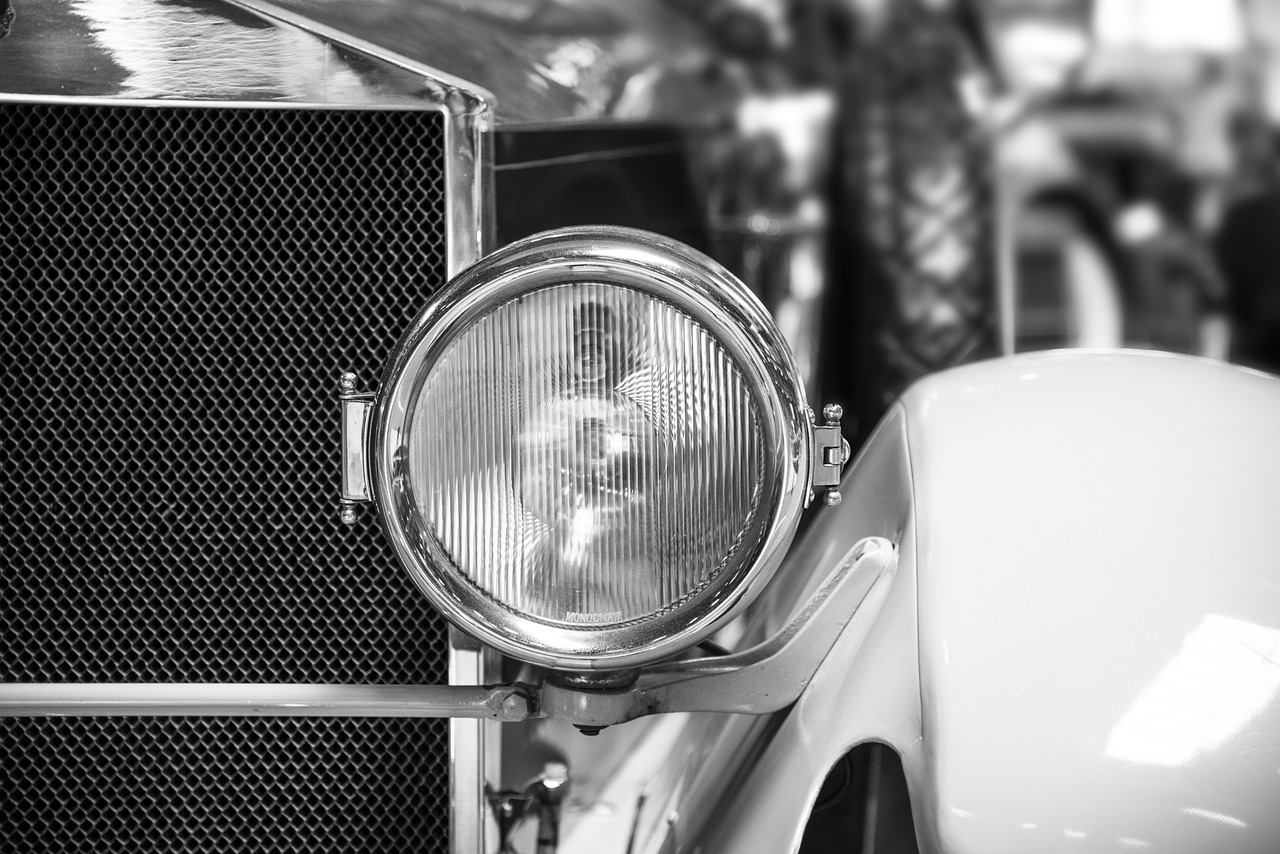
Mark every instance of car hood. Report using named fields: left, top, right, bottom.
left=0, top=0, right=730, bottom=125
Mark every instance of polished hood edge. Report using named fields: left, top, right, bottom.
left=226, top=0, right=493, bottom=111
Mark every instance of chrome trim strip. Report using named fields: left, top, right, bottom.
left=0, top=93, right=444, bottom=111
left=0, top=683, right=529, bottom=719
left=449, top=644, right=503, bottom=854
left=443, top=87, right=495, bottom=276
left=996, top=174, right=1017, bottom=355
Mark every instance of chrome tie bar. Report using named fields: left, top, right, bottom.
left=1, top=538, right=897, bottom=729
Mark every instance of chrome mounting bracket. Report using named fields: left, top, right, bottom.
left=809, top=403, right=852, bottom=507
left=338, top=371, right=375, bottom=525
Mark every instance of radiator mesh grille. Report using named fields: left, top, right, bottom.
left=2, top=717, right=450, bottom=854
left=0, top=102, right=450, bottom=684
left=1, top=101, right=454, bottom=851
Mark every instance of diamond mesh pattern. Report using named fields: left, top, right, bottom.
left=0, top=102, right=453, bottom=851
left=0, top=102, right=450, bottom=684
left=2, top=717, right=450, bottom=854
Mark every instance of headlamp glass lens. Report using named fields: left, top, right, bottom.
left=408, top=282, right=766, bottom=627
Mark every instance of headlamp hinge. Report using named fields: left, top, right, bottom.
left=339, top=371, right=375, bottom=525
left=810, top=404, right=851, bottom=507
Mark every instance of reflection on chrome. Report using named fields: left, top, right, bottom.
left=1118, top=838, right=1151, bottom=849
left=535, top=40, right=602, bottom=90
left=1181, top=806, right=1248, bottom=829
left=73, top=0, right=371, bottom=100
left=1105, top=614, right=1280, bottom=766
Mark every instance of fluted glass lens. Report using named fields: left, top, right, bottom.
left=408, top=283, right=765, bottom=627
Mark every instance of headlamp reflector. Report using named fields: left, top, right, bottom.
left=409, top=282, right=766, bottom=627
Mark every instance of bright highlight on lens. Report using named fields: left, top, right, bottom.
left=408, top=282, right=766, bottom=627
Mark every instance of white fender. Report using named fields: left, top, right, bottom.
left=692, top=350, right=1280, bottom=854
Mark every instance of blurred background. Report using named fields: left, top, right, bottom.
left=649, top=0, right=1280, bottom=445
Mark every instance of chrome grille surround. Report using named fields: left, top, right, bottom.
left=0, top=1, right=494, bottom=851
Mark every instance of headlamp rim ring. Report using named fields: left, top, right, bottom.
left=370, top=226, right=812, bottom=670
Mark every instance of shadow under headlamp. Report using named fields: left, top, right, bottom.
left=343, top=226, right=841, bottom=671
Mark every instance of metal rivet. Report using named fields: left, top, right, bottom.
left=339, top=505, right=359, bottom=525
left=339, top=372, right=357, bottom=393
left=824, top=490, right=842, bottom=507
left=822, top=403, right=843, bottom=425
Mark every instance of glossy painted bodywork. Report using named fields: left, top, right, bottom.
left=638, top=350, right=1280, bottom=854
left=907, top=350, right=1280, bottom=853
left=265, top=0, right=735, bottom=125
left=674, top=404, right=922, bottom=854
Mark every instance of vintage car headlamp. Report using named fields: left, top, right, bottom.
left=369, top=227, right=812, bottom=670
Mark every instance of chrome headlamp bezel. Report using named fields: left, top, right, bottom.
left=370, top=226, right=812, bottom=670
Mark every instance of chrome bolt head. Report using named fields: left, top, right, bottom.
left=824, top=490, right=842, bottom=507
left=500, top=691, right=530, bottom=721
left=339, top=504, right=359, bottom=525
left=822, top=403, right=843, bottom=425
left=339, top=371, right=358, bottom=393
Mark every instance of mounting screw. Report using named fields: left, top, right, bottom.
left=822, top=403, right=843, bottom=426
left=339, top=371, right=358, bottom=394
left=340, top=504, right=359, bottom=526
left=824, top=490, right=842, bottom=507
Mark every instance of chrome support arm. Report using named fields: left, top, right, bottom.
left=539, top=536, right=897, bottom=728
left=1, top=538, right=895, bottom=728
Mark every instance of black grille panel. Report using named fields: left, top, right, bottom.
left=3, top=717, right=450, bottom=854
left=1, top=102, right=449, bottom=683
left=1, top=102, right=453, bottom=850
